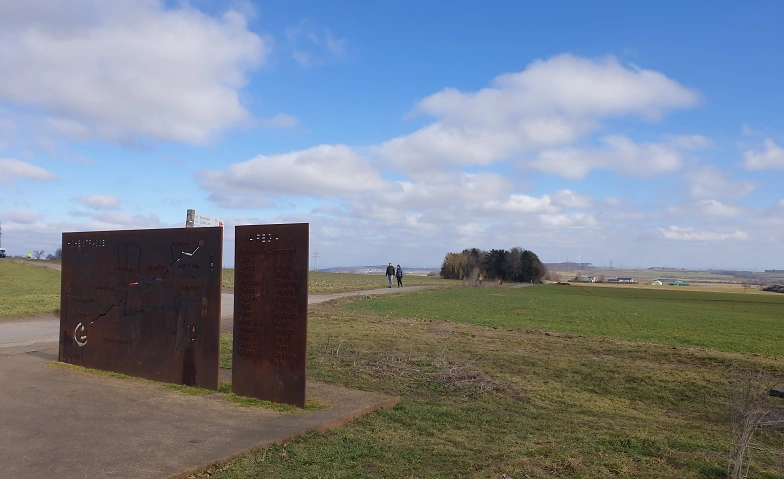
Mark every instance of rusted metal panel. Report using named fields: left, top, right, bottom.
left=59, top=227, right=222, bottom=390
left=232, top=223, right=309, bottom=408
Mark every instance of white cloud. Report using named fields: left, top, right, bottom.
left=659, top=226, right=748, bottom=242
left=259, top=114, right=300, bottom=129
left=685, top=166, right=756, bottom=199
left=324, top=30, right=347, bottom=57
left=391, top=172, right=513, bottom=211
left=418, top=54, right=699, bottom=121
left=539, top=213, right=598, bottom=228
left=1, top=209, right=44, bottom=224
left=666, top=134, right=713, bottom=149
left=456, top=222, right=487, bottom=237
left=698, top=199, right=742, bottom=217
left=71, top=194, right=120, bottom=210
left=207, top=193, right=275, bottom=210
left=199, top=144, right=385, bottom=200
left=531, top=136, right=682, bottom=179
left=94, top=213, right=166, bottom=230
left=0, top=0, right=267, bottom=145
left=743, top=139, right=784, bottom=170
left=335, top=171, right=523, bottom=228
left=45, top=117, right=91, bottom=140
left=227, top=0, right=258, bottom=20
left=552, top=190, right=595, bottom=209
left=375, top=54, right=699, bottom=174
left=285, top=19, right=347, bottom=67
left=741, top=123, right=765, bottom=137
left=0, top=115, right=15, bottom=150
left=292, top=51, right=311, bottom=66
left=486, top=194, right=559, bottom=214
left=0, top=158, right=58, bottom=183
left=377, top=117, right=590, bottom=173
left=68, top=156, right=94, bottom=165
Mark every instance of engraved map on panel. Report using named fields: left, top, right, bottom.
left=59, top=227, right=222, bottom=390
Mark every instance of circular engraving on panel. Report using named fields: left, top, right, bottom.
left=185, top=324, right=197, bottom=341
left=74, top=322, right=87, bottom=347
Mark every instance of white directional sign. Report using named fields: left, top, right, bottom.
left=193, top=213, right=223, bottom=227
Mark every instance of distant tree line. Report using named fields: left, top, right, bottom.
left=5, top=248, right=62, bottom=260
left=440, top=247, right=547, bottom=283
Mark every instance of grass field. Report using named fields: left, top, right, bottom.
left=203, top=292, right=784, bottom=479
left=0, top=266, right=449, bottom=319
left=554, top=266, right=784, bottom=286
left=0, top=260, right=60, bottom=318
left=342, top=285, right=784, bottom=355
left=4, top=261, right=784, bottom=476
left=222, top=269, right=449, bottom=293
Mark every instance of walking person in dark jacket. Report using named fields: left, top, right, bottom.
left=385, top=263, right=395, bottom=288
left=396, top=264, right=403, bottom=287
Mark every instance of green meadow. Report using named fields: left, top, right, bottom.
left=343, top=285, right=784, bottom=355
left=3, top=264, right=783, bottom=477
left=204, top=283, right=784, bottom=479
left=0, top=260, right=60, bottom=319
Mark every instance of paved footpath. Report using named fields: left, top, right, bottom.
left=0, top=286, right=430, bottom=350
left=0, top=286, right=426, bottom=479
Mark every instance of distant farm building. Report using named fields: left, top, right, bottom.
left=607, top=277, right=637, bottom=284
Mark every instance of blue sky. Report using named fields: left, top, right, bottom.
left=1, top=0, right=782, bottom=269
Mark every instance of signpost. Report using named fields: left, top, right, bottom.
left=185, top=209, right=223, bottom=228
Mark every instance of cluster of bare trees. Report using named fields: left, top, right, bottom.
left=440, top=247, right=546, bottom=283
left=22, top=248, right=61, bottom=260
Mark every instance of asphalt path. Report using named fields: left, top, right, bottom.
left=0, top=286, right=430, bottom=352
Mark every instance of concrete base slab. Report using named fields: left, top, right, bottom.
left=0, top=348, right=397, bottom=479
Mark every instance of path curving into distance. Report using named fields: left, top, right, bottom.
left=1, top=285, right=432, bottom=352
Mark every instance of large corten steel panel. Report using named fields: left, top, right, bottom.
left=59, top=227, right=222, bottom=390
left=232, top=223, right=309, bottom=407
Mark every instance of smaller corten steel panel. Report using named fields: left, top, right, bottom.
left=232, top=223, right=309, bottom=407
left=59, top=227, right=222, bottom=389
